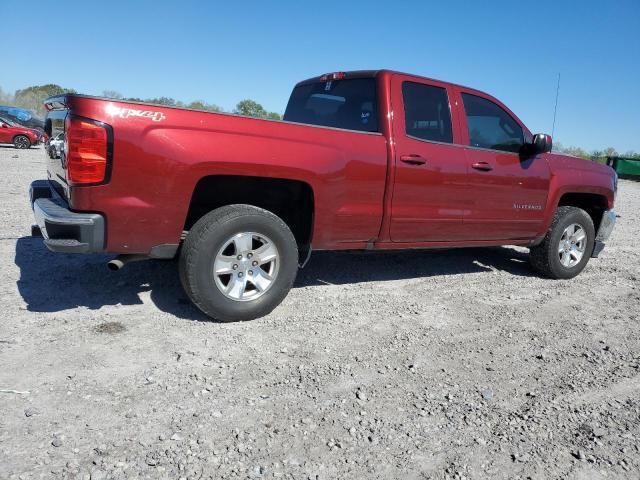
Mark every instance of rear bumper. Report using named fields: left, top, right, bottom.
left=29, top=180, right=105, bottom=253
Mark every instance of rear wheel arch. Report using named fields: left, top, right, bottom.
left=179, top=204, right=299, bottom=321
left=183, top=175, right=315, bottom=251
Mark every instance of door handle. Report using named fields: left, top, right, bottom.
left=400, top=154, right=427, bottom=165
left=471, top=161, right=493, bottom=171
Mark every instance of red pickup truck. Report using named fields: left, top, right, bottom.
left=30, top=70, right=617, bottom=321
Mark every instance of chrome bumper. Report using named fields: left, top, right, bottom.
left=592, top=209, right=617, bottom=258
left=596, top=209, right=616, bottom=242
left=29, top=180, right=105, bottom=253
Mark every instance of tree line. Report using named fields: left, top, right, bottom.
left=553, top=143, right=640, bottom=161
left=0, top=84, right=282, bottom=121
left=1, top=83, right=638, bottom=160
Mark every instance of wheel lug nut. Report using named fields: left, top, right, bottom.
left=252, top=261, right=258, bottom=266
left=237, top=255, right=242, bottom=260
left=238, top=272, right=243, bottom=278
left=232, top=264, right=238, bottom=270
left=247, top=253, right=253, bottom=259
left=248, top=270, right=253, bottom=275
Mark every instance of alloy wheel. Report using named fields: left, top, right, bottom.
left=558, top=223, right=586, bottom=268
left=213, top=232, right=279, bottom=301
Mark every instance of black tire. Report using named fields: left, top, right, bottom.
left=13, top=135, right=31, bottom=149
left=179, top=204, right=299, bottom=321
left=529, top=206, right=595, bottom=279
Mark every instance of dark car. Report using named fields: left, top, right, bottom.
left=0, top=105, right=45, bottom=132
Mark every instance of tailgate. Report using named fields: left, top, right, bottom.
left=43, top=104, right=69, bottom=200
left=44, top=95, right=114, bottom=203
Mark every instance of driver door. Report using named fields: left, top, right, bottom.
left=455, top=88, right=551, bottom=240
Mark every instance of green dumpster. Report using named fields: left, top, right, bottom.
left=607, top=157, right=640, bottom=178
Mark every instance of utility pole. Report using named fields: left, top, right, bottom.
left=552, top=73, right=560, bottom=138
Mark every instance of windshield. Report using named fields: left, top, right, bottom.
left=0, top=116, right=18, bottom=127
left=284, top=78, right=378, bottom=133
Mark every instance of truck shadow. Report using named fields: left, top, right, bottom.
left=297, top=247, right=532, bottom=287
left=14, top=236, right=533, bottom=321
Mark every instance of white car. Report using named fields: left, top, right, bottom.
left=47, top=132, right=64, bottom=159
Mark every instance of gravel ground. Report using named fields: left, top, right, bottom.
left=1, top=145, right=639, bottom=480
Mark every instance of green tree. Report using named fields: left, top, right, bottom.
left=234, top=99, right=281, bottom=120
left=187, top=100, right=223, bottom=112
left=145, top=96, right=178, bottom=106
left=234, top=99, right=268, bottom=118
left=102, top=90, right=123, bottom=99
left=603, top=147, right=618, bottom=158
left=14, top=84, right=76, bottom=113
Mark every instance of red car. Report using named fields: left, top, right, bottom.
left=30, top=70, right=617, bottom=321
left=0, top=116, right=41, bottom=148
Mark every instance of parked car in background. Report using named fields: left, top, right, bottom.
left=31, top=70, right=617, bottom=321
left=46, top=132, right=64, bottom=158
left=0, top=106, right=45, bottom=132
left=0, top=116, right=41, bottom=148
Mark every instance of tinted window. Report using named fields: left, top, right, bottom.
left=402, top=82, right=452, bottom=143
left=283, top=78, right=378, bottom=132
left=0, top=116, right=17, bottom=126
left=461, top=93, right=523, bottom=153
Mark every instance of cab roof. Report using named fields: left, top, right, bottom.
left=296, top=69, right=489, bottom=97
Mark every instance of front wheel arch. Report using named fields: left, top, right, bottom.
left=529, top=206, right=595, bottom=279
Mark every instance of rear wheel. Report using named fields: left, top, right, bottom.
left=13, top=135, right=31, bottom=149
left=529, top=206, right=595, bottom=279
left=179, top=204, right=299, bottom=321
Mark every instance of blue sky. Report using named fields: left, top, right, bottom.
left=3, top=0, right=639, bottom=152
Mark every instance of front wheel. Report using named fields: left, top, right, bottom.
left=529, top=206, right=595, bottom=279
left=13, top=135, right=31, bottom=149
left=179, top=204, right=299, bottom=321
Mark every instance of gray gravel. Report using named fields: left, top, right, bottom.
left=1, top=145, right=639, bottom=479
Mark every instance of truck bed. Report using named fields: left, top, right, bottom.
left=43, top=95, right=389, bottom=254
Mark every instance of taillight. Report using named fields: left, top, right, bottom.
left=65, top=116, right=112, bottom=185
left=320, top=72, right=346, bottom=81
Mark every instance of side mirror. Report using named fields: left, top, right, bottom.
left=0, top=124, right=7, bottom=128
left=532, top=133, right=552, bottom=154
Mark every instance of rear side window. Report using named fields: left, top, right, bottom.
left=283, top=78, right=378, bottom=133
left=402, top=82, right=453, bottom=143
left=461, top=93, right=523, bottom=153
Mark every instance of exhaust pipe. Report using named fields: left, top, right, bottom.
left=107, top=254, right=148, bottom=271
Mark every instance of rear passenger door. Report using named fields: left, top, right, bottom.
left=390, top=74, right=469, bottom=242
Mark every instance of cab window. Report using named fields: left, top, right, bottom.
left=284, top=78, right=378, bottom=133
left=461, top=93, right=523, bottom=153
left=402, top=82, right=453, bottom=143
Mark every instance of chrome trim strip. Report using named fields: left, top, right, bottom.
left=405, top=134, right=458, bottom=148
left=404, top=134, right=522, bottom=156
